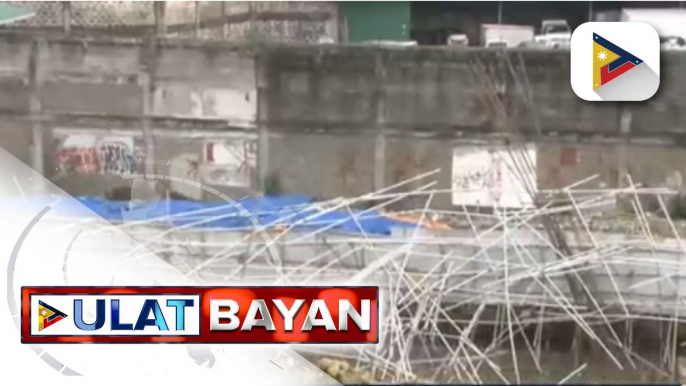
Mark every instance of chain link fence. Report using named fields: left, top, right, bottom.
left=3, top=1, right=337, bottom=43
left=168, top=19, right=333, bottom=43
left=4, top=1, right=63, bottom=26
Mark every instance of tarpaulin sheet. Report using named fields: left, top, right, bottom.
left=75, top=195, right=418, bottom=236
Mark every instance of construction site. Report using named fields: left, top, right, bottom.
left=3, top=1, right=686, bottom=384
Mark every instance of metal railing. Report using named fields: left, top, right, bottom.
left=2, top=1, right=338, bottom=43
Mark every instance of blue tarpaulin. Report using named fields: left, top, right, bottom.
left=74, top=194, right=418, bottom=236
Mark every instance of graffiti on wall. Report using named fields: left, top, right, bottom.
left=452, top=144, right=536, bottom=208
left=56, top=132, right=140, bottom=175
left=200, top=139, right=257, bottom=187
left=56, top=134, right=100, bottom=173
left=98, top=137, right=138, bottom=175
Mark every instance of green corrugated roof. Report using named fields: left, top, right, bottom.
left=342, top=1, right=411, bottom=43
left=0, top=4, right=34, bottom=26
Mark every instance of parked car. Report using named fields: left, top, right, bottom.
left=360, top=40, right=418, bottom=48
left=447, top=34, right=469, bottom=47
left=518, top=40, right=548, bottom=49
left=485, top=39, right=509, bottom=49
left=534, top=19, right=571, bottom=49
left=620, top=8, right=686, bottom=43
left=480, top=23, right=535, bottom=47
left=661, top=36, right=686, bottom=50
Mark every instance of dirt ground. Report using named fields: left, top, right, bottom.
left=311, top=344, right=683, bottom=384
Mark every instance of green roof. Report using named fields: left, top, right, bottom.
left=0, top=4, right=34, bottom=26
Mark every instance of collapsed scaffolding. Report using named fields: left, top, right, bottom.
left=75, top=51, right=686, bottom=383
left=100, top=165, right=686, bottom=384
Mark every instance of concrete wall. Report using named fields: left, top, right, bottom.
left=259, top=46, right=624, bottom=137
left=267, top=132, right=376, bottom=199
left=259, top=46, right=686, bottom=208
left=259, top=45, right=686, bottom=141
left=0, top=35, right=33, bottom=165
left=1, top=33, right=686, bottom=207
left=0, top=34, right=259, bottom=200
left=154, top=44, right=256, bottom=123
left=539, top=143, right=686, bottom=191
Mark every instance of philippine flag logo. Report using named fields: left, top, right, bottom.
left=38, top=301, right=67, bottom=331
left=593, top=33, right=643, bottom=90
left=571, top=22, right=659, bottom=101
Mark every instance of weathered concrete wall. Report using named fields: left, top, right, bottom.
left=538, top=143, right=686, bottom=192
left=40, top=40, right=143, bottom=116
left=267, top=132, right=376, bottom=199
left=259, top=46, right=686, bottom=140
left=0, top=117, right=32, bottom=165
left=258, top=46, right=686, bottom=208
left=154, top=44, right=256, bottom=124
left=0, top=34, right=259, bottom=200
left=384, top=137, right=453, bottom=209
left=1, top=33, right=686, bottom=208
left=260, top=47, right=644, bottom=137
left=0, top=36, right=33, bottom=165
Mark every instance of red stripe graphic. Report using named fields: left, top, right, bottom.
left=600, top=61, right=636, bottom=86
left=22, top=286, right=379, bottom=344
left=43, top=315, right=65, bottom=329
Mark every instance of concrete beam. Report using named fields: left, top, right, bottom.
left=28, top=38, right=45, bottom=192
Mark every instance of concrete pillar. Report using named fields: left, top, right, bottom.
left=258, top=125, right=269, bottom=192
left=221, top=2, right=228, bottom=39
left=249, top=1, right=257, bottom=38
left=617, top=106, right=632, bottom=188
left=255, top=55, right=269, bottom=192
left=28, top=38, right=45, bottom=191
left=193, top=1, right=201, bottom=38
left=154, top=2, right=166, bottom=36
left=139, top=70, right=155, bottom=176
left=326, top=3, right=340, bottom=43
left=374, top=133, right=386, bottom=192
left=30, top=119, right=43, bottom=178
left=62, top=2, right=72, bottom=36
left=139, top=37, right=157, bottom=176
left=373, top=52, right=386, bottom=191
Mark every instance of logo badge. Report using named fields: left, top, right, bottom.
left=38, top=301, right=67, bottom=331
left=571, top=22, right=659, bottom=101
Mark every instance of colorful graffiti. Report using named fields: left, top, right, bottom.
left=56, top=134, right=100, bottom=174
left=56, top=133, right=139, bottom=175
